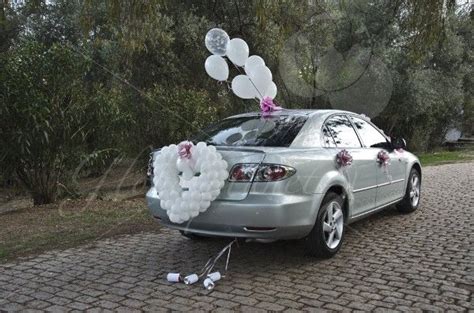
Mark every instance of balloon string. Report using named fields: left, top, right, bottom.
left=199, top=239, right=237, bottom=278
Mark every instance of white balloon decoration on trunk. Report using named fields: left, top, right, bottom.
left=153, top=142, right=228, bottom=224
left=226, top=38, right=249, bottom=67
left=204, top=55, right=229, bottom=81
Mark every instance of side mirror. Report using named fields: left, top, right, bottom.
left=392, top=137, right=407, bottom=150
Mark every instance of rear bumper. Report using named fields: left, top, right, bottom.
left=146, top=188, right=320, bottom=239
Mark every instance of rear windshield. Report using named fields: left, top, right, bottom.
left=192, top=115, right=308, bottom=147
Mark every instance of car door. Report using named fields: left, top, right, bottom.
left=349, top=116, right=406, bottom=207
left=324, top=115, right=377, bottom=217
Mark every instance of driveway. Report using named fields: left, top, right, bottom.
left=0, top=162, right=473, bottom=312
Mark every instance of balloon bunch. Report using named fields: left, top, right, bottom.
left=204, top=28, right=278, bottom=104
left=166, top=239, right=237, bottom=291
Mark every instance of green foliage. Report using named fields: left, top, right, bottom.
left=122, top=86, right=219, bottom=153
left=0, top=40, right=123, bottom=204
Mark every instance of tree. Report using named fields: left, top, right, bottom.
left=0, top=40, right=122, bottom=204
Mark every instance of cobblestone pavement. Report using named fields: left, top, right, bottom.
left=1, top=162, right=473, bottom=312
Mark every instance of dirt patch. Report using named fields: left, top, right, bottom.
left=0, top=198, right=159, bottom=262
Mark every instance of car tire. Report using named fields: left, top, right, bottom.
left=397, top=168, right=421, bottom=213
left=180, top=230, right=208, bottom=240
left=305, top=192, right=345, bottom=258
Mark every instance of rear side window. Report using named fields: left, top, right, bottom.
left=192, top=115, right=308, bottom=147
left=325, top=115, right=362, bottom=148
left=350, top=116, right=388, bottom=148
left=322, top=125, right=337, bottom=147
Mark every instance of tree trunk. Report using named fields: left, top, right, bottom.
left=17, top=168, right=58, bottom=206
left=32, top=191, right=56, bottom=205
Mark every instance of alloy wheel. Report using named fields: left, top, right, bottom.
left=323, top=201, right=344, bottom=249
left=409, top=174, right=420, bottom=207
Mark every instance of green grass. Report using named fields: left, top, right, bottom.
left=418, top=149, right=474, bottom=166
left=0, top=199, right=158, bottom=262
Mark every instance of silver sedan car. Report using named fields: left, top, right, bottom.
left=147, top=109, right=422, bottom=257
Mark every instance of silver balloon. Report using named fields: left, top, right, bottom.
left=205, top=28, right=230, bottom=56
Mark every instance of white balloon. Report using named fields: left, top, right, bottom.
left=169, top=213, right=179, bottom=223
left=231, top=75, right=258, bottom=99
left=201, top=192, right=212, bottom=201
left=198, top=183, right=208, bottom=192
left=208, top=145, right=217, bottom=153
left=180, top=212, right=190, bottom=221
left=176, top=159, right=187, bottom=172
left=198, top=206, right=207, bottom=213
left=169, top=190, right=179, bottom=200
left=210, top=181, right=220, bottom=190
left=204, top=55, right=229, bottom=81
left=226, top=38, right=249, bottom=66
left=190, top=191, right=201, bottom=200
left=220, top=170, right=229, bottom=180
left=180, top=202, right=189, bottom=212
left=182, top=168, right=194, bottom=180
left=196, top=142, right=206, bottom=151
left=250, top=65, right=272, bottom=97
left=245, top=55, right=265, bottom=76
left=263, top=81, right=278, bottom=99
left=210, top=190, right=220, bottom=198
left=199, top=201, right=211, bottom=211
left=206, top=153, right=217, bottom=163
left=205, top=28, right=230, bottom=56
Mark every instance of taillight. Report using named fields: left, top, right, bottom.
left=229, top=164, right=259, bottom=182
left=255, top=164, right=295, bottom=181
left=229, top=163, right=295, bottom=182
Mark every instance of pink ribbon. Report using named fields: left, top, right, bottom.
left=336, top=149, right=353, bottom=167
left=177, top=141, right=193, bottom=159
left=260, top=97, right=282, bottom=115
left=377, top=150, right=390, bottom=166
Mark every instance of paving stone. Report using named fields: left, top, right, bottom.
left=119, top=298, right=146, bottom=309
left=0, top=163, right=472, bottom=311
left=255, top=301, right=286, bottom=311
left=214, top=299, right=239, bottom=309
left=67, top=301, right=91, bottom=310
left=232, top=295, right=258, bottom=306
left=94, top=300, right=120, bottom=310
left=45, top=304, right=71, bottom=312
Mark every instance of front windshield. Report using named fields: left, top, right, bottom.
left=192, top=115, right=308, bottom=147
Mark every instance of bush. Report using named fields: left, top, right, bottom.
left=0, top=40, right=124, bottom=204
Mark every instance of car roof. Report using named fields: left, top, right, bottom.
left=227, top=109, right=361, bottom=119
